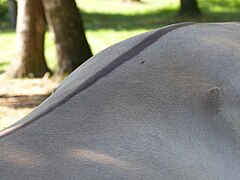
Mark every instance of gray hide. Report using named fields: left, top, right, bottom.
left=1, top=22, right=240, bottom=179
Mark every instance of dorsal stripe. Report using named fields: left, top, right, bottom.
left=0, top=22, right=195, bottom=138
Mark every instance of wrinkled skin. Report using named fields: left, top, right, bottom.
left=1, top=23, right=240, bottom=179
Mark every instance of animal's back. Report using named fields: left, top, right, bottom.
left=1, top=22, right=240, bottom=179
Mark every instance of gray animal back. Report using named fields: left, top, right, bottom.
left=1, top=22, right=240, bottom=179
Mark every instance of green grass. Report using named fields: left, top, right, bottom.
left=0, top=31, right=15, bottom=73
left=0, top=0, right=240, bottom=73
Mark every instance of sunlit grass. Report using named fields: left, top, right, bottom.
left=86, top=29, right=148, bottom=54
left=44, top=32, right=57, bottom=71
left=76, top=0, right=179, bottom=14
left=0, top=32, right=15, bottom=72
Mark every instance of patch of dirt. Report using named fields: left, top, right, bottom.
left=0, top=75, right=59, bottom=130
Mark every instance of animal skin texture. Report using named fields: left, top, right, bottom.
left=1, top=22, right=240, bottom=179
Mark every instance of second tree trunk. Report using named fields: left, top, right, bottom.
left=42, top=0, right=92, bottom=76
left=179, top=0, right=200, bottom=16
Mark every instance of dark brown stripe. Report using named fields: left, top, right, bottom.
left=0, top=22, right=194, bottom=138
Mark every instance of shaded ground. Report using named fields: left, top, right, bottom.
left=0, top=94, right=50, bottom=108
left=0, top=75, right=59, bottom=130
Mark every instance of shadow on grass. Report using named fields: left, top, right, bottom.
left=0, top=1, right=13, bottom=31
left=200, top=0, right=240, bottom=12
left=0, top=70, right=5, bottom=74
left=0, top=94, right=50, bottom=108
left=82, top=8, right=240, bottom=31
left=0, top=6, right=240, bottom=32
left=82, top=9, right=179, bottom=31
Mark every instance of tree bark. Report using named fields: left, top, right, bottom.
left=179, top=0, right=200, bottom=16
left=7, top=0, right=17, bottom=29
left=42, top=0, right=93, bottom=76
left=9, top=0, right=50, bottom=78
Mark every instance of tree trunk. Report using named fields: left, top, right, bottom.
left=42, top=0, right=93, bottom=76
left=179, top=0, right=200, bottom=16
left=7, top=0, right=17, bottom=29
left=9, top=0, right=50, bottom=78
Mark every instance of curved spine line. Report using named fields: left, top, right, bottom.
left=0, top=22, right=195, bottom=138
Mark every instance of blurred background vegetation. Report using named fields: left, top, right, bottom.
left=1, top=0, right=240, bottom=73
left=0, top=0, right=240, bottom=130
